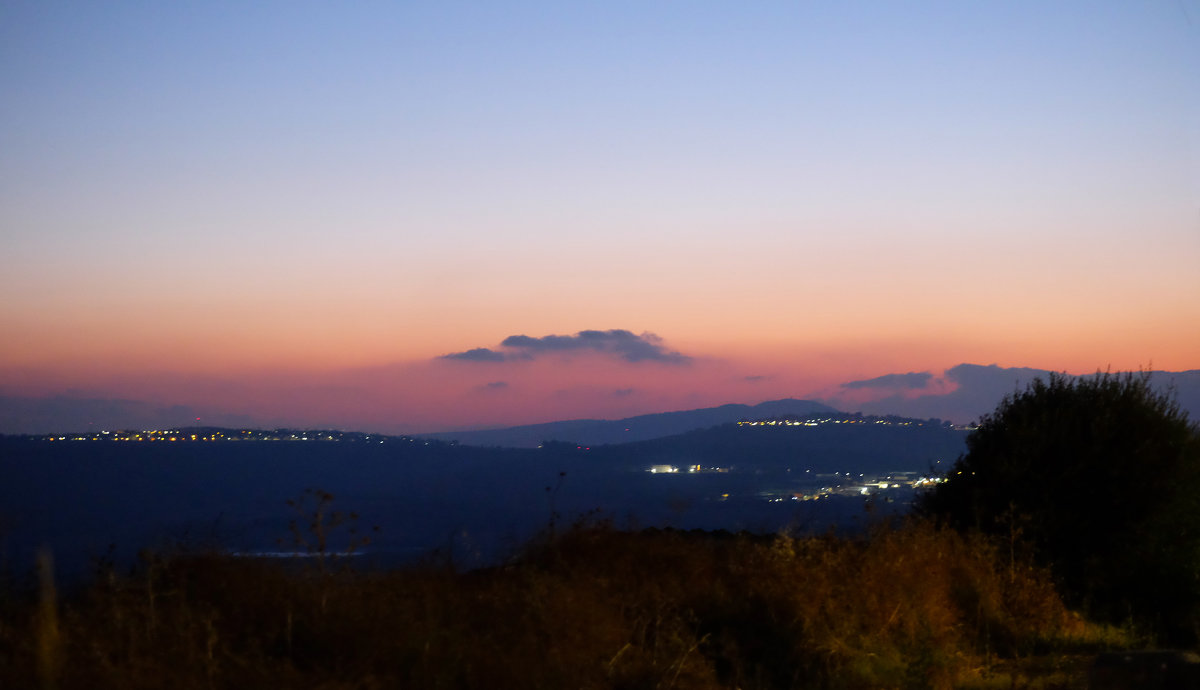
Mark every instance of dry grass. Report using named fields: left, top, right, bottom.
left=0, top=519, right=1133, bottom=689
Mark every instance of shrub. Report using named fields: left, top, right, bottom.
left=918, top=371, right=1200, bottom=643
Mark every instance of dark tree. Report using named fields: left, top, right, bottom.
left=917, top=371, right=1200, bottom=643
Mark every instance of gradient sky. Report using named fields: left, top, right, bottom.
left=2, top=1, right=1198, bottom=432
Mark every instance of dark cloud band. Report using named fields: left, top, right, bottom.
left=441, top=329, right=691, bottom=365
left=441, top=347, right=508, bottom=362
left=841, top=371, right=933, bottom=390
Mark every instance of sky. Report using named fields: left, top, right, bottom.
left=2, top=1, right=1199, bottom=433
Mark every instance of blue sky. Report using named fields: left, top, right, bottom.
left=2, top=1, right=1198, bottom=432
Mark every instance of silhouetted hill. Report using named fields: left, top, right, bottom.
left=585, top=416, right=966, bottom=476
left=420, top=398, right=840, bottom=447
left=1, top=410, right=959, bottom=581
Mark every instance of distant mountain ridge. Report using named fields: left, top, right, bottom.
left=421, top=398, right=841, bottom=448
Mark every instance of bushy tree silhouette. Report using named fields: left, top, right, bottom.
left=918, top=371, right=1200, bottom=643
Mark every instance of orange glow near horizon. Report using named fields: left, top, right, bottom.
left=3, top=3, right=1198, bottom=433
left=6, top=260, right=1197, bottom=380
left=3, top=315, right=1196, bottom=435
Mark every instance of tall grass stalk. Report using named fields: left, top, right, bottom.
left=35, top=547, right=60, bottom=690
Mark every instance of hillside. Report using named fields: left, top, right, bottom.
left=585, top=415, right=967, bottom=475
left=1, top=411, right=964, bottom=581
left=420, top=398, right=840, bottom=447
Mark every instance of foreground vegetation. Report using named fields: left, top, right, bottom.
left=1, top=519, right=1131, bottom=690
